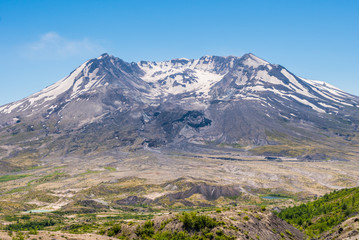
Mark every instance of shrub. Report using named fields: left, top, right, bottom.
left=5, top=219, right=57, bottom=231
left=159, top=218, right=173, bottom=230
left=285, top=229, right=292, bottom=236
left=216, top=229, right=224, bottom=236
left=12, top=231, right=25, bottom=240
left=112, top=224, right=121, bottom=234
left=179, top=212, right=218, bottom=232
left=29, top=227, right=38, bottom=235
left=107, top=224, right=121, bottom=237
left=136, top=220, right=155, bottom=239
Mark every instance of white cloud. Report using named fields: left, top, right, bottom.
left=21, top=32, right=104, bottom=59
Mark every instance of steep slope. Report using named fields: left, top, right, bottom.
left=0, top=53, right=358, bottom=170
left=278, top=187, right=359, bottom=239
left=0, top=54, right=149, bottom=127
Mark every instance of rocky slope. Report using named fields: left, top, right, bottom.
left=0, top=53, right=359, bottom=170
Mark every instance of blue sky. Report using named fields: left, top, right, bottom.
left=0, top=0, right=358, bottom=106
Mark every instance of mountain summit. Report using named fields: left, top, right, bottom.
left=0, top=53, right=359, bottom=169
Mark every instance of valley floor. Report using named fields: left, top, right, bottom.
left=1, top=147, right=359, bottom=239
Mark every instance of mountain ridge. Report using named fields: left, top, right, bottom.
left=2, top=53, right=357, bottom=110
left=1, top=53, right=357, bottom=114
left=0, top=53, right=359, bottom=170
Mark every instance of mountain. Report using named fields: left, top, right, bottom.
left=0, top=53, right=359, bottom=171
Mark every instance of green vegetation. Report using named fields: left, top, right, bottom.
left=250, top=143, right=307, bottom=157
left=107, top=224, right=121, bottom=237
left=218, top=143, right=242, bottom=149
left=152, top=230, right=236, bottom=240
left=79, top=169, right=102, bottom=176
left=11, top=231, right=25, bottom=240
left=285, top=229, right=293, bottom=236
left=54, top=166, right=66, bottom=169
left=5, top=218, right=57, bottom=231
left=159, top=218, right=173, bottom=230
left=131, top=212, right=235, bottom=240
left=66, top=223, right=97, bottom=234
left=104, top=166, right=116, bottom=171
left=136, top=220, right=155, bottom=239
left=179, top=212, right=218, bottom=232
left=25, top=165, right=44, bottom=170
left=278, top=187, right=359, bottom=237
left=5, top=186, right=29, bottom=194
left=35, top=171, right=67, bottom=183
left=4, top=215, right=30, bottom=222
left=0, top=207, right=298, bottom=240
left=152, top=231, right=202, bottom=240
left=0, top=174, right=30, bottom=182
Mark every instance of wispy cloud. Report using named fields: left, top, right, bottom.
left=21, top=32, right=104, bottom=59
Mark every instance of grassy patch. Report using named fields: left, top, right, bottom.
left=35, top=171, right=67, bottom=183
left=104, top=166, right=116, bottom=171
left=250, top=144, right=306, bottom=157
left=65, top=223, right=98, bottom=234
left=0, top=174, right=30, bottom=182
left=54, top=166, right=66, bottom=169
left=79, top=170, right=102, bottom=176
left=5, top=186, right=30, bottom=194
left=218, top=143, right=242, bottom=149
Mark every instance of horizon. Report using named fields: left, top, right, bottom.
left=1, top=0, right=358, bottom=106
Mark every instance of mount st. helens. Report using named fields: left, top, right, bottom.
left=1, top=53, right=359, bottom=240
left=0, top=53, right=359, bottom=171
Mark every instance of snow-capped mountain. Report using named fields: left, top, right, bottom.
left=0, top=53, right=359, bottom=161
left=1, top=53, right=357, bottom=116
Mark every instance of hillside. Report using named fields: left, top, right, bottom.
left=278, top=187, right=359, bottom=238
left=0, top=205, right=305, bottom=240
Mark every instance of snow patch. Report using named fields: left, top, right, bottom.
left=289, top=95, right=325, bottom=113
left=0, top=61, right=88, bottom=114
left=139, top=58, right=225, bottom=96
left=242, top=54, right=269, bottom=68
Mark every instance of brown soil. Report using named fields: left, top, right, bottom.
left=0, top=231, right=116, bottom=240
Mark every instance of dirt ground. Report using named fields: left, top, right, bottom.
left=0, top=231, right=117, bottom=240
